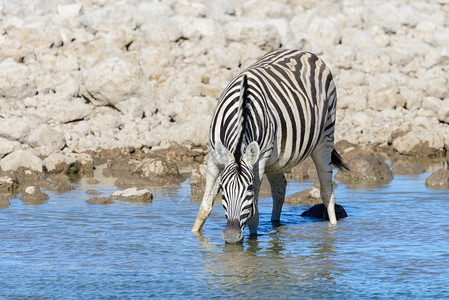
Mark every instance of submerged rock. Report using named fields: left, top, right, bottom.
left=0, top=173, right=18, bottom=194
left=335, top=156, right=393, bottom=182
left=425, top=168, right=449, bottom=189
left=285, top=187, right=322, bottom=206
left=40, top=174, right=74, bottom=193
left=392, top=164, right=426, bottom=175
left=87, top=196, right=114, bottom=205
left=19, top=185, right=49, bottom=205
left=112, top=187, right=153, bottom=203
left=301, top=203, right=348, bottom=221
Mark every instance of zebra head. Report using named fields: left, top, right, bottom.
left=215, top=140, right=260, bottom=243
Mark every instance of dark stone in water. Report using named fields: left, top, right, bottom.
left=301, top=203, right=347, bottom=221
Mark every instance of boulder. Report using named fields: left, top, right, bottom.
left=438, top=99, right=449, bottom=124
left=19, top=185, right=49, bottom=205
left=0, top=173, right=18, bottom=194
left=43, top=153, right=82, bottom=174
left=134, top=158, right=180, bottom=179
left=0, top=58, right=37, bottom=99
left=0, top=137, right=17, bottom=158
left=87, top=196, right=114, bottom=205
left=425, top=168, right=449, bottom=189
left=40, top=174, right=74, bottom=193
left=300, top=203, right=347, bottom=220
left=0, top=150, right=43, bottom=173
left=27, top=125, right=66, bottom=151
left=285, top=187, right=322, bottom=206
left=0, top=118, right=32, bottom=143
left=392, top=126, right=445, bottom=156
left=335, top=156, right=393, bottom=182
left=112, top=187, right=153, bottom=203
left=81, top=57, right=156, bottom=117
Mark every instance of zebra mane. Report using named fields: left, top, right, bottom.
left=233, top=74, right=249, bottom=164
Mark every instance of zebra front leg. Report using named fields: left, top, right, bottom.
left=267, top=173, right=287, bottom=224
left=192, top=161, right=221, bottom=232
left=311, top=145, right=337, bottom=224
left=247, top=165, right=265, bottom=236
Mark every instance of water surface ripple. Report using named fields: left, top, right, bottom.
left=1, top=175, right=448, bottom=299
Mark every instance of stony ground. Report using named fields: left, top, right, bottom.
left=1, top=0, right=449, bottom=203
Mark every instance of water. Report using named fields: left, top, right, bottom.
left=1, top=173, right=449, bottom=299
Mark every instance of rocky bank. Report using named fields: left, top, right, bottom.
left=1, top=0, right=449, bottom=199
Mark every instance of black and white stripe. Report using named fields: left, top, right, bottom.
left=193, top=49, right=347, bottom=242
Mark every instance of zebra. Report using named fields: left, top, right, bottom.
left=192, top=49, right=348, bottom=243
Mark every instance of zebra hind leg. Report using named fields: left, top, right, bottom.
left=267, top=173, right=287, bottom=226
left=311, top=144, right=337, bottom=224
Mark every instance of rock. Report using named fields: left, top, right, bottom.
left=190, top=163, right=206, bottom=189
left=0, top=137, right=17, bottom=158
left=43, top=153, right=82, bottom=174
left=0, top=150, right=43, bottom=173
left=81, top=57, right=156, bottom=117
left=57, top=3, right=83, bottom=19
left=115, top=176, right=149, bottom=189
left=392, top=164, right=426, bottom=175
left=307, top=18, right=342, bottom=48
left=27, top=125, right=66, bottom=151
left=224, top=21, right=281, bottom=51
left=50, top=98, right=93, bottom=123
left=135, top=158, right=180, bottom=179
left=0, top=58, right=37, bottom=99
left=300, top=203, right=348, bottom=220
left=111, top=187, right=153, bottom=203
left=438, top=99, right=449, bottom=124
left=0, top=173, right=18, bottom=194
left=0, top=118, right=32, bottom=143
left=285, top=188, right=322, bottom=206
left=0, top=194, right=10, bottom=208
left=40, top=174, right=74, bottom=193
left=285, top=157, right=317, bottom=180
left=335, top=156, right=393, bottom=182
left=341, top=147, right=374, bottom=162
left=87, top=196, right=114, bottom=205
left=87, top=178, right=99, bottom=185
left=392, top=126, right=445, bottom=157
left=19, top=185, right=49, bottom=205
left=103, top=159, right=137, bottom=178
left=425, top=168, right=449, bottom=189
left=86, top=189, right=102, bottom=195
left=367, top=73, right=399, bottom=110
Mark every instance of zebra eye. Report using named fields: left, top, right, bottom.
left=247, top=185, right=253, bottom=192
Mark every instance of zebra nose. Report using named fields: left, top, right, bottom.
left=222, top=219, right=243, bottom=244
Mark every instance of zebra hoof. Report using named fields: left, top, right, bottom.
left=300, top=203, right=348, bottom=221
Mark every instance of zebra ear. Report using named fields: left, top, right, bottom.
left=215, top=140, right=233, bottom=165
left=242, top=141, right=260, bottom=166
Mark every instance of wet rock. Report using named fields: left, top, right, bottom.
left=341, top=147, right=374, bottom=162
left=0, top=150, right=43, bottom=173
left=115, top=176, right=149, bottom=189
left=0, top=194, right=10, bottom=208
left=112, top=188, right=153, bottom=203
left=86, top=190, right=102, bottom=195
left=392, top=164, right=426, bottom=175
left=87, top=178, right=100, bottom=185
left=40, top=174, right=74, bottom=193
left=300, top=203, right=348, bottom=221
left=285, top=188, right=322, bottom=206
left=335, top=156, right=393, bottom=182
left=43, top=153, right=82, bottom=174
left=425, top=168, right=449, bottom=190
left=19, top=185, right=49, bottom=205
left=285, top=157, right=317, bottom=180
left=0, top=173, right=18, bottom=194
left=103, top=159, right=138, bottom=178
left=190, top=163, right=206, bottom=190
left=334, top=140, right=357, bottom=154
left=87, top=196, right=114, bottom=205
left=134, top=157, right=180, bottom=180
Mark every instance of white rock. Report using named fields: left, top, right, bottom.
left=174, top=0, right=207, bottom=17
left=50, top=98, right=93, bottom=123
left=418, top=97, right=442, bottom=117
left=27, top=124, right=66, bottom=150
left=81, top=57, right=156, bottom=116
left=243, top=0, right=292, bottom=19
left=224, top=21, right=281, bottom=51
left=0, top=58, right=37, bottom=99
left=0, top=150, right=43, bottom=172
left=392, top=126, right=445, bottom=156
left=112, top=187, right=153, bottom=202
left=307, top=18, right=342, bottom=48
left=0, top=117, right=32, bottom=142
left=206, top=0, right=235, bottom=18
left=0, top=137, right=17, bottom=158
left=438, top=99, right=449, bottom=124
left=57, top=3, right=83, bottom=19
left=367, top=73, right=399, bottom=111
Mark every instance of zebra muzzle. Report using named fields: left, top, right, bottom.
left=222, top=219, right=243, bottom=244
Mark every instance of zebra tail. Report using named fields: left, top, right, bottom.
left=331, top=149, right=350, bottom=171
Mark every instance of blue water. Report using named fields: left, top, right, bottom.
left=1, top=173, right=448, bottom=299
